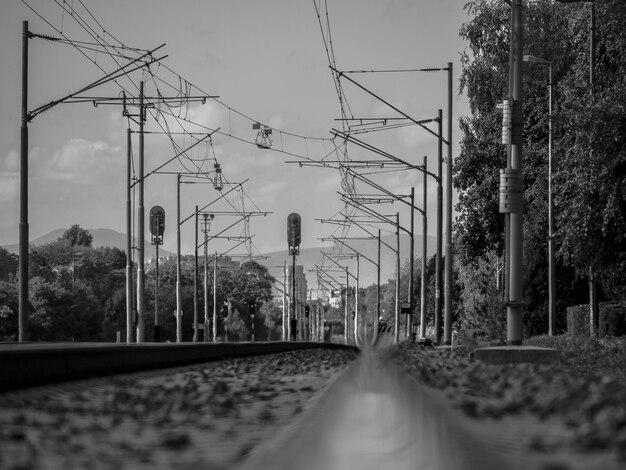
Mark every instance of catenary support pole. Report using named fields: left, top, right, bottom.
left=345, top=266, right=349, bottom=345
left=136, top=81, right=145, bottom=343
left=420, top=156, right=428, bottom=339
left=126, top=127, right=133, bottom=343
left=507, top=0, right=524, bottom=345
left=19, top=21, right=29, bottom=342
left=444, top=62, right=454, bottom=345
left=435, top=109, right=443, bottom=343
left=213, top=251, right=217, bottom=342
left=395, top=212, right=401, bottom=344
left=375, top=230, right=381, bottom=344
left=355, top=254, right=360, bottom=345
left=409, top=187, right=415, bottom=340
left=203, top=215, right=209, bottom=342
left=193, top=206, right=199, bottom=342
left=283, top=260, right=287, bottom=341
left=176, top=174, right=182, bottom=342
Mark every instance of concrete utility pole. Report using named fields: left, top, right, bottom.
left=506, top=0, right=524, bottom=345
left=420, top=156, right=428, bottom=340
left=354, top=254, right=360, bottom=345
left=395, top=212, right=401, bottom=344
left=345, top=266, right=349, bottom=345
left=126, top=127, right=134, bottom=343
left=213, top=251, right=218, bottom=342
left=203, top=214, right=209, bottom=342
left=18, top=21, right=29, bottom=342
left=444, top=62, right=454, bottom=345
left=408, top=187, right=415, bottom=340
left=435, top=109, right=443, bottom=343
left=136, top=81, right=146, bottom=343
left=193, top=206, right=199, bottom=342
left=176, top=174, right=183, bottom=342
left=283, top=260, right=287, bottom=341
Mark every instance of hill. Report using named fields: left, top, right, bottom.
left=1, top=228, right=176, bottom=259
left=257, top=233, right=437, bottom=290
left=2, top=229, right=437, bottom=288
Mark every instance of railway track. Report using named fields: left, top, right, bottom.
left=1, top=342, right=622, bottom=469
left=0, top=343, right=357, bottom=469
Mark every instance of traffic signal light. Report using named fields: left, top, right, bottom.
left=287, top=213, right=301, bottom=248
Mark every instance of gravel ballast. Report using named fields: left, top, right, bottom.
left=0, top=347, right=358, bottom=469
left=381, top=339, right=626, bottom=469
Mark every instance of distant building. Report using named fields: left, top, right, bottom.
left=329, top=295, right=341, bottom=309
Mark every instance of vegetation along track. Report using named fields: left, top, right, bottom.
left=0, top=347, right=358, bottom=470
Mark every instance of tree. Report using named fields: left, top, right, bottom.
left=260, top=300, right=283, bottom=340
left=218, top=261, right=275, bottom=339
left=0, top=280, right=18, bottom=341
left=28, top=277, right=100, bottom=341
left=61, top=224, right=93, bottom=247
left=456, top=252, right=505, bottom=341
left=555, top=0, right=626, bottom=285
left=0, top=247, right=18, bottom=281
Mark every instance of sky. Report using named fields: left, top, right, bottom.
left=0, top=0, right=472, bottom=257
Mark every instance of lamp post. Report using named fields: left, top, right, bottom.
left=523, top=54, right=555, bottom=336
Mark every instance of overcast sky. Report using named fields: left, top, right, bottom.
left=0, top=0, right=472, bottom=256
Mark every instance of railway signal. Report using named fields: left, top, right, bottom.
left=150, top=206, right=165, bottom=342
left=287, top=213, right=301, bottom=341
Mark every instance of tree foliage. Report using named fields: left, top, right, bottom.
left=0, top=225, right=281, bottom=342
left=0, top=248, right=18, bottom=281
left=62, top=224, right=94, bottom=247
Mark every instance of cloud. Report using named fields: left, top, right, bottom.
left=0, top=173, right=18, bottom=203
left=314, top=171, right=342, bottom=193
left=1, top=149, right=18, bottom=172
left=268, top=115, right=287, bottom=129
left=257, top=180, right=287, bottom=197
left=398, top=124, right=437, bottom=149
left=187, top=101, right=224, bottom=130
left=45, top=138, right=123, bottom=184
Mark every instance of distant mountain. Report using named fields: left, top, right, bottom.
left=1, top=228, right=176, bottom=259
left=257, top=233, right=437, bottom=289
left=2, top=229, right=437, bottom=288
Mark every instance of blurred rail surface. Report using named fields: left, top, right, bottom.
left=0, top=341, right=351, bottom=391
left=243, top=351, right=537, bottom=470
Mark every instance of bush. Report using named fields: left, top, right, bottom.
left=599, top=303, right=626, bottom=337
left=567, top=304, right=589, bottom=337
left=567, top=302, right=626, bottom=337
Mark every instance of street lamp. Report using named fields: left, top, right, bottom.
left=523, top=54, right=555, bottom=336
